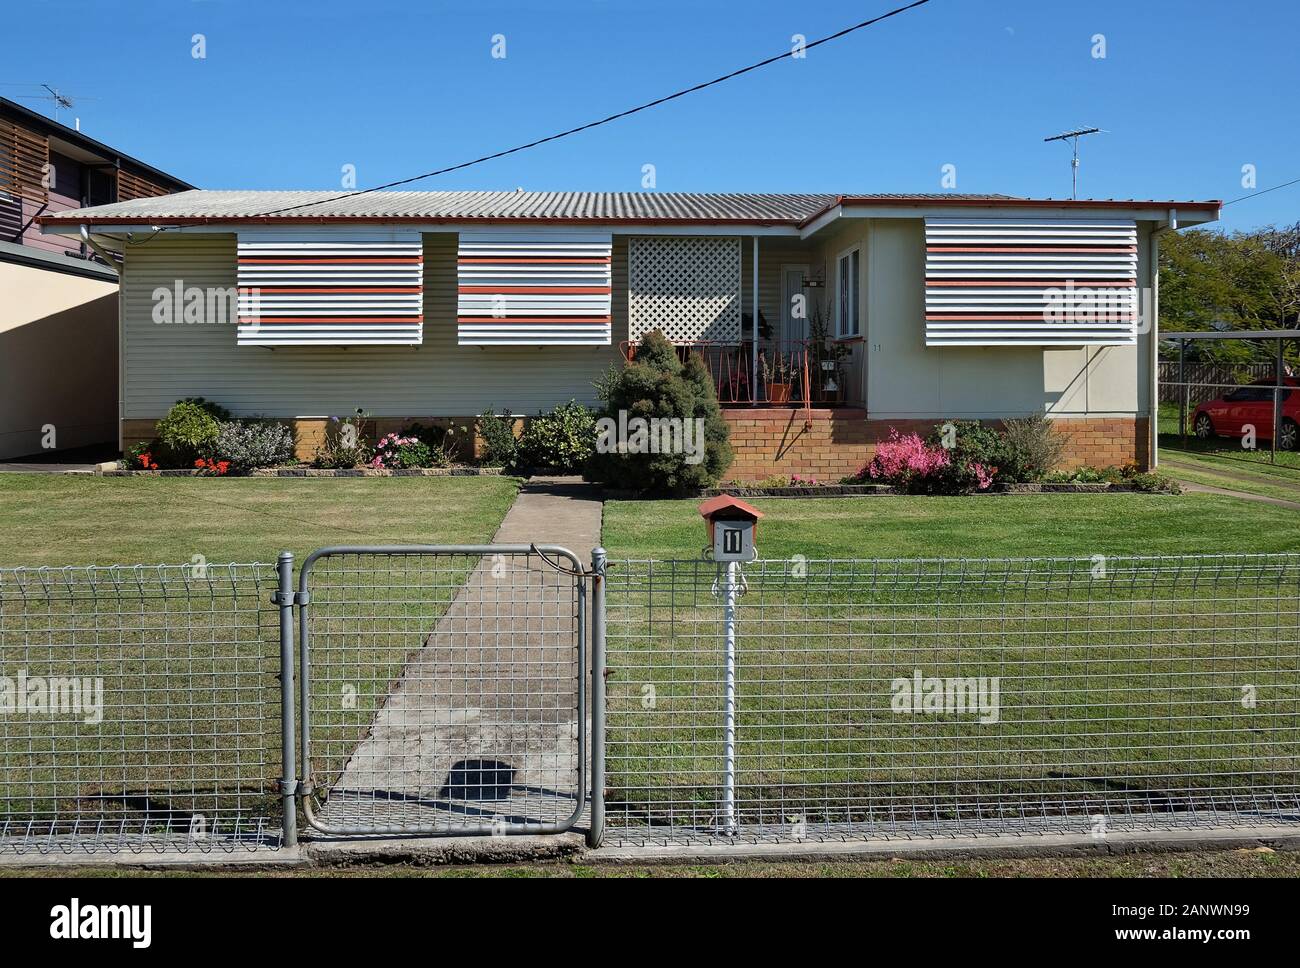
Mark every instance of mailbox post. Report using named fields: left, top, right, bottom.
left=698, top=495, right=763, bottom=835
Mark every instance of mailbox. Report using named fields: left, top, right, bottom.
left=699, top=494, right=763, bottom=563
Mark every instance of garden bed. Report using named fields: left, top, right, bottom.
left=699, top=481, right=1154, bottom=498
left=98, top=465, right=507, bottom=478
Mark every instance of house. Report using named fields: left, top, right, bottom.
left=38, top=189, right=1221, bottom=478
left=0, top=97, right=191, bottom=459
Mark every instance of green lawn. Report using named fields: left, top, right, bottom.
left=1157, top=402, right=1300, bottom=471
left=0, top=474, right=521, bottom=567
left=601, top=492, right=1300, bottom=836
left=603, top=491, right=1300, bottom=560
left=0, top=474, right=521, bottom=844
left=1157, top=448, right=1300, bottom=504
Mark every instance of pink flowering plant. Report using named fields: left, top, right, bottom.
left=847, top=429, right=996, bottom=494
left=369, top=433, right=434, bottom=470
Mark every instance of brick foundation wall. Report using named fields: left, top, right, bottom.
left=1055, top=416, right=1149, bottom=471
left=721, top=409, right=1150, bottom=483
left=123, top=411, right=1150, bottom=477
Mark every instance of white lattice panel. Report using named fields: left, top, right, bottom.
left=628, top=236, right=742, bottom=343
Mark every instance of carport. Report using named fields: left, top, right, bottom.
left=1163, top=329, right=1300, bottom=463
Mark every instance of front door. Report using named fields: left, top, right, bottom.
left=780, top=265, right=810, bottom=343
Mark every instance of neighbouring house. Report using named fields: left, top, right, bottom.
left=38, top=189, right=1220, bottom=477
left=0, top=97, right=191, bottom=459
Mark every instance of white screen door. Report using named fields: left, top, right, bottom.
left=780, top=265, right=809, bottom=342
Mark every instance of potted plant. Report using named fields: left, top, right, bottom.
left=808, top=307, right=850, bottom=403
left=761, top=351, right=794, bottom=404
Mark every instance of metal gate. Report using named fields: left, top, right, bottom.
left=294, top=545, right=602, bottom=839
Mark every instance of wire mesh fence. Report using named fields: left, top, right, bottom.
left=0, top=562, right=283, bottom=854
left=1160, top=379, right=1297, bottom=458
left=603, top=554, right=1300, bottom=845
left=299, top=547, right=586, bottom=836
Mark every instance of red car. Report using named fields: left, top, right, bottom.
left=1192, top=377, right=1298, bottom=450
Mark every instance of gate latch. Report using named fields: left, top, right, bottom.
left=270, top=590, right=310, bottom=606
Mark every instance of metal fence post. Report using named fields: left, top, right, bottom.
left=587, top=547, right=607, bottom=848
left=720, top=559, right=738, bottom=836
left=276, top=551, right=298, bottom=848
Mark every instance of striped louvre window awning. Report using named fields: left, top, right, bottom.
left=924, top=218, right=1139, bottom=347
left=236, top=235, right=423, bottom=346
left=457, top=230, right=612, bottom=346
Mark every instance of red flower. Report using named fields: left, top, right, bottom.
left=194, top=459, right=206, bottom=468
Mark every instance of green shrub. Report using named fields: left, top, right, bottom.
left=179, top=397, right=233, bottom=422
left=477, top=409, right=518, bottom=467
left=1000, top=412, right=1067, bottom=481
left=516, top=400, right=597, bottom=472
left=1045, top=463, right=1180, bottom=493
left=585, top=329, right=734, bottom=495
left=156, top=400, right=222, bottom=463
left=926, top=420, right=1015, bottom=483
left=213, top=420, right=296, bottom=472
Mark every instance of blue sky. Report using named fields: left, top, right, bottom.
left=8, top=0, right=1298, bottom=231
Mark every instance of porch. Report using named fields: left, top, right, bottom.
left=622, top=232, right=867, bottom=410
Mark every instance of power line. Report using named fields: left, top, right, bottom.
left=1222, top=176, right=1300, bottom=207
left=249, top=0, right=934, bottom=218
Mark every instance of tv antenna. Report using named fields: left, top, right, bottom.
left=8, top=84, right=98, bottom=126
left=1043, top=127, right=1101, bottom=199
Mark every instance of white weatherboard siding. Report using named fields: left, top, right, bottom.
left=120, top=233, right=622, bottom=418
left=866, top=219, right=1150, bottom=418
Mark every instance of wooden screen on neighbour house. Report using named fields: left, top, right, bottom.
left=236, top=234, right=424, bottom=346
left=0, top=118, right=50, bottom=204
left=923, top=217, right=1139, bottom=346
left=116, top=170, right=173, bottom=201
left=457, top=230, right=613, bottom=345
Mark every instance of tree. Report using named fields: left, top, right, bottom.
left=1159, top=223, right=1300, bottom=365
left=585, top=330, right=733, bottom=495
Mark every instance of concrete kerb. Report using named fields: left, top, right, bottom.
left=5, top=826, right=1299, bottom=871
left=585, top=826, right=1300, bottom=866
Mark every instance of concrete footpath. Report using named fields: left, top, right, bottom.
left=308, top=476, right=603, bottom=860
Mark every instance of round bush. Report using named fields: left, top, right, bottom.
left=156, top=401, right=222, bottom=463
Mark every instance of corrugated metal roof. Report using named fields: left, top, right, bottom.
left=42, top=190, right=1023, bottom=224
left=43, top=189, right=1219, bottom=227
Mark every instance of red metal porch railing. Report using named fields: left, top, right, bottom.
left=620, top=338, right=862, bottom=411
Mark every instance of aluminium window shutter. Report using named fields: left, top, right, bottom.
left=924, top=217, right=1138, bottom=346
left=237, top=234, right=423, bottom=346
left=457, top=230, right=612, bottom=345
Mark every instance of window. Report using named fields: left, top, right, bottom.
left=836, top=246, right=860, bottom=337
left=1225, top=383, right=1273, bottom=403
